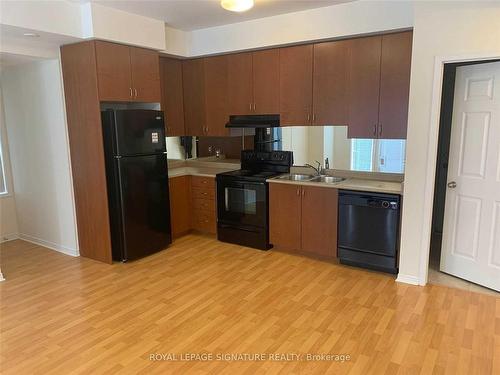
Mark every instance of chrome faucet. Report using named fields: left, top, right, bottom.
left=305, top=160, right=322, bottom=176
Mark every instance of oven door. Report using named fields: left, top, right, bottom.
left=217, top=177, right=267, bottom=228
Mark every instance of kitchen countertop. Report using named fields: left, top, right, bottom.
left=168, top=157, right=240, bottom=178
left=267, top=176, right=403, bottom=195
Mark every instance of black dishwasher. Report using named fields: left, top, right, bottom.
left=338, top=190, right=401, bottom=274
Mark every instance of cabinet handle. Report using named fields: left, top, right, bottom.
left=253, top=103, right=256, bottom=111
left=312, top=114, right=316, bottom=123
left=373, top=124, right=377, bottom=136
left=129, top=88, right=133, bottom=98
left=296, top=188, right=300, bottom=196
left=302, top=189, right=305, bottom=196
left=378, top=124, right=383, bottom=137
left=249, top=103, right=252, bottom=111
left=307, top=114, right=310, bottom=122
left=134, top=88, right=138, bottom=98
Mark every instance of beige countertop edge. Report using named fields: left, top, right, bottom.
left=168, top=167, right=233, bottom=178
left=266, top=178, right=403, bottom=195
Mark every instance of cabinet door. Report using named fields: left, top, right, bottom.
left=279, top=45, right=313, bottom=126
left=169, top=176, right=191, bottom=239
left=347, top=35, right=382, bottom=138
left=378, top=31, right=412, bottom=139
left=301, top=186, right=338, bottom=257
left=160, top=57, right=185, bottom=136
left=130, top=47, right=161, bottom=102
left=269, top=183, right=302, bottom=251
left=182, top=59, right=206, bottom=136
left=204, top=55, right=229, bottom=136
left=313, top=40, right=349, bottom=126
left=253, top=49, right=280, bottom=114
left=95, top=41, right=132, bottom=101
left=228, top=52, right=253, bottom=115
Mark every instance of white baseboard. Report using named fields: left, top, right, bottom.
left=0, top=233, right=19, bottom=243
left=396, top=273, right=422, bottom=286
left=19, top=233, right=79, bottom=257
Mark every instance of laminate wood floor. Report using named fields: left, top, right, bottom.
left=1, top=235, right=498, bottom=374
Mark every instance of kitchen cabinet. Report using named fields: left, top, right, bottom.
left=95, top=41, right=132, bottom=102
left=61, top=41, right=113, bottom=264
left=169, top=175, right=191, bottom=239
left=204, top=55, right=229, bottom=136
left=269, top=183, right=338, bottom=258
left=347, top=31, right=412, bottom=139
left=129, top=47, right=161, bottom=102
left=191, top=176, right=216, bottom=234
left=312, top=40, right=349, bottom=126
left=269, top=183, right=302, bottom=251
left=95, top=41, right=160, bottom=102
left=279, top=45, right=313, bottom=126
left=182, top=56, right=229, bottom=136
left=253, top=49, right=280, bottom=114
left=182, top=58, right=206, bottom=136
left=160, top=57, right=185, bottom=136
left=301, top=186, right=338, bottom=257
left=378, top=32, right=413, bottom=139
left=227, top=49, right=280, bottom=115
left=228, top=52, right=253, bottom=115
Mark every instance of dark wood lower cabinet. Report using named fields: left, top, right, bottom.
left=269, top=183, right=338, bottom=258
left=269, top=183, right=302, bottom=251
left=168, top=175, right=217, bottom=237
left=169, top=175, right=192, bottom=239
left=301, top=186, right=338, bottom=257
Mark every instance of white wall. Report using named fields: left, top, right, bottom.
left=1, top=59, right=78, bottom=256
left=398, top=1, right=500, bottom=285
left=0, top=90, right=18, bottom=241
left=84, top=3, right=166, bottom=50
left=185, top=1, right=413, bottom=56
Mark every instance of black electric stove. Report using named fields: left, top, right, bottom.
left=216, top=150, right=293, bottom=250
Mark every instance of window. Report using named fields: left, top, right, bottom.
left=351, top=139, right=406, bottom=173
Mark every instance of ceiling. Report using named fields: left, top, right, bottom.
left=90, top=0, right=351, bottom=31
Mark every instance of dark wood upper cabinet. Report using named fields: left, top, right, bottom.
left=378, top=31, right=412, bottom=139
left=347, top=35, right=382, bottom=138
left=95, top=41, right=132, bottom=102
left=129, top=46, right=161, bottom=102
left=94, top=41, right=160, bottom=103
left=269, top=183, right=302, bottom=251
left=347, top=32, right=412, bottom=139
left=301, top=186, right=338, bottom=257
left=160, top=57, right=185, bottom=136
left=253, top=49, right=280, bottom=114
left=279, top=45, right=313, bottom=126
left=227, top=52, right=253, bottom=115
left=204, top=55, right=229, bottom=136
left=313, top=40, right=349, bottom=126
left=182, top=58, right=206, bottom=136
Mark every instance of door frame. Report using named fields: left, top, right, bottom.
left=417, top=52, right=500, bottom=286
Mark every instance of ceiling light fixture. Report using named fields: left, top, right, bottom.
left=23, top=32, right=40, bottom=37
left=221, top=0, right=254, bottom=12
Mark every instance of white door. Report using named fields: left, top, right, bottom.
left=440, top=61, right=500, bottom=291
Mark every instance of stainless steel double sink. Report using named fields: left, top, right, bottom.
left=276, top=174, right=345, bottom=184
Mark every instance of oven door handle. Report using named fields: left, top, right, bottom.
left=222, top=181, right=265, bottom=188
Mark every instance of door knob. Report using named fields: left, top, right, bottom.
left=447, top=181, right=457, bottom=188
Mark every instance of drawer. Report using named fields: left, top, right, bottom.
left=192, top=186, right=215, bottom=200
left=192, top=198, right=215, bottom=213
left=191, top=176, right=215, bottom=189
left=192, top=210, right=216, bottom=234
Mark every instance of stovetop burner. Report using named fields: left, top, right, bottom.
left=217, top=150, right=293, bottom=182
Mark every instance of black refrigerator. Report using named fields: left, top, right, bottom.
left=101, top=109, right=171, bottom=262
